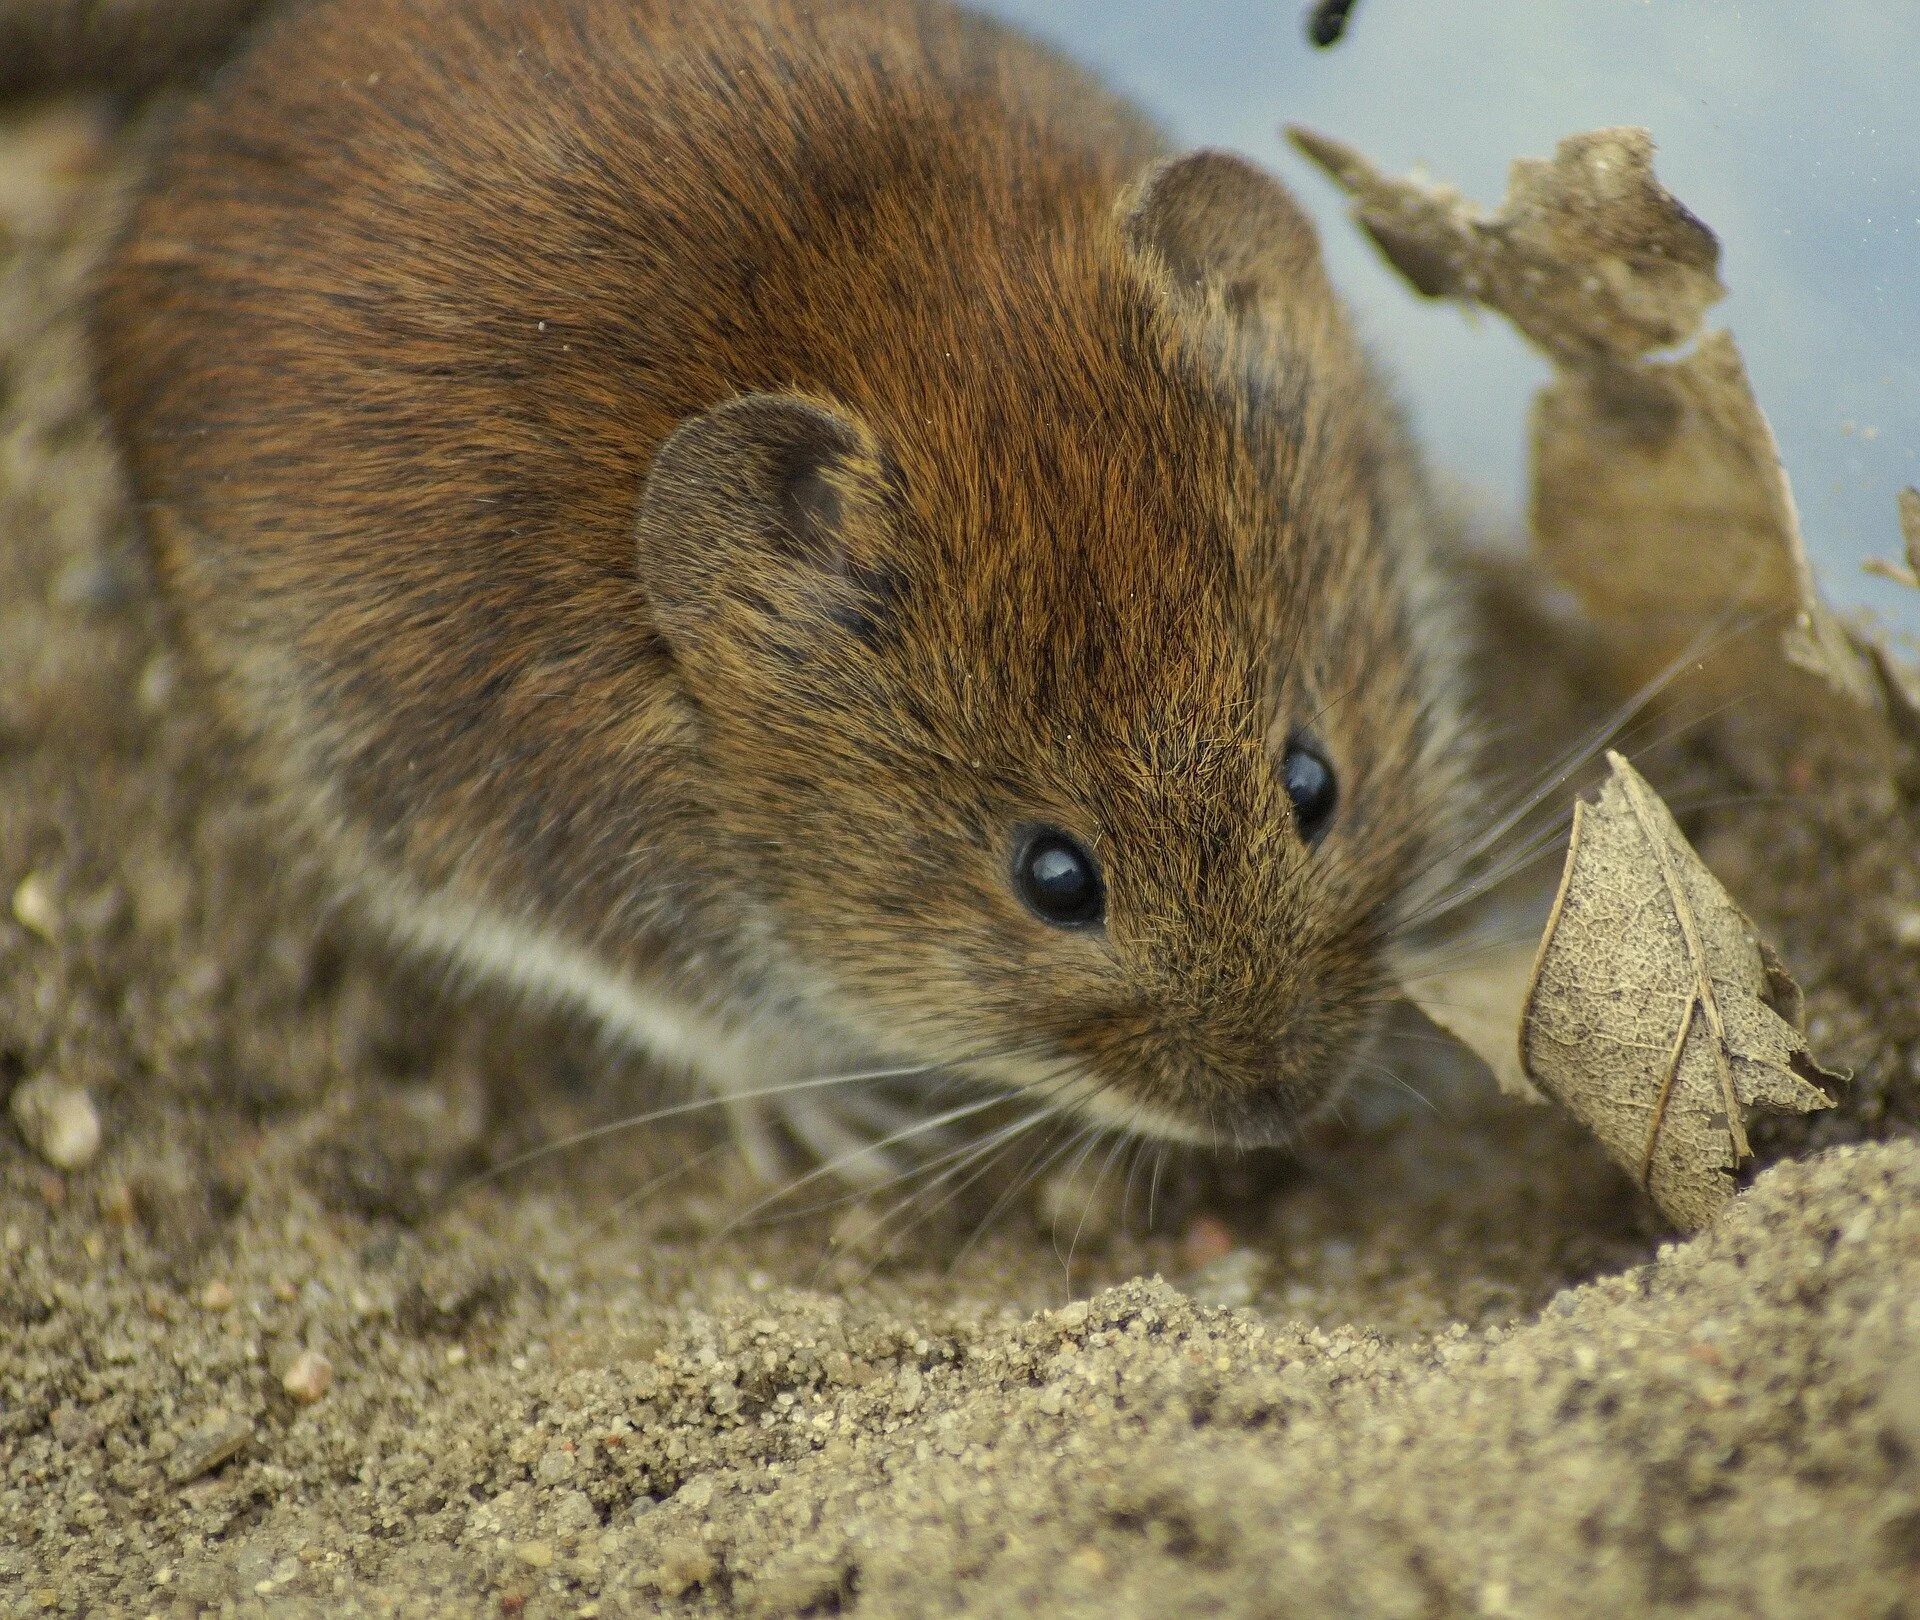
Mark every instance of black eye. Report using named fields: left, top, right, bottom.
left=1283, top=733, right=1338, bottom=843
left=1013, top=826, right=1106, bottom=929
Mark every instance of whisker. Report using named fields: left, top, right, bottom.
left=1047, top=1121, right=1113, bottom=1277
left=1299, top=680, right=1362, bottom=736
left=841, top=1070, right=1108, bottom=1284
left=1394, top=928, right=1545, bottom=985
left=450, top=1059, right=948, bottom=1195
left=1147, top=1143, right=1169, bottom=1231
left=1063, top=1119, right=1138, bottom=1277
left=780, top=1086, right=1064, bottom=1234
left=564, top=1137, right=739, bottom=1257
left=1119, top=1133, right=1157, bottom=1234
left=700, top=1089, right=1021, bottom=1248
left=1398, top=673, right=1759, bottom=938
left=1396, top=822, right=1579, bottom=937
left=1349, top=1056, right=1439, bottom=1117
left=944, top=1100, right=1101, bottom=1274
left=457, top=1017, right=1084, bottom=1202
left=829, top=1104, right=1067, bottom=1283
left=1400, top=616, right=1759, bottom=926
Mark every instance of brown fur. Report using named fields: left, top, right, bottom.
left=94, top=0, right=1470, bottom=1151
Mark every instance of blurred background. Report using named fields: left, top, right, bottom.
left=977, top=0, right=1920, bottom=630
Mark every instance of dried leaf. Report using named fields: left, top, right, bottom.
left=167, top=1412, right=254, bottom=1485
left=1286, top=125, right=1723, bottom=367
left=1519, top=753, right=1840, bottom=1229
left=1400, top=934, right=1541, bottom=1101
left=1861, top=492, right=1920, bottom=781
left=1865, top=487, right=1920, bottom=590
left=1530, top=332, right=1876, bottom=703
left=1291, top=123, right=1875, bottom=705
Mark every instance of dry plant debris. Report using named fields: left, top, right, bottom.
left=1398, top=753, right=1847, bottom=1231
left=1861, top=491, right=1920, bottom=764
left=1866, top=486, right=1920, bottom=590
left=1519, top=754, right=1839, bottom=1230
left=1289, top=122, right=1876, bottom=704
left=1400, top=933, right=1540, bottom=1101
left=1319, top=122, right=1887, bottom=1219
left=1286, top=124, right=1722, bottom=365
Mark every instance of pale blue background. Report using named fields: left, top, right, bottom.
left=975, top=0, right=1920, bottom=629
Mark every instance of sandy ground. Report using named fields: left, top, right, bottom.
left=3, top=95, right=1919, bottom=1618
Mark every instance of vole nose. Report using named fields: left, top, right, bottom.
left=1250, top=1024, right=1357, bottom=1119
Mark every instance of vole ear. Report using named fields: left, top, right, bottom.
left=637, top=392, right=902, bottom=666
left=1120, top=149, right=1333, bottom=321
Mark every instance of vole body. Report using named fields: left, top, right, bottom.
left=96, top=0, right=1471, bottom=1166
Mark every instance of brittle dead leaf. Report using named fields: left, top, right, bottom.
left=1519, top=753, right=1840, bottom=1230
left=1290, top=123, right=1875, bottom=705
left=1400, top=933, right=1541, bottom=1101
left=1530, top=330, right=1874, bottom=703
left=1865, top=486, right=1920, bottom=590
left=1861, top=490, right=1920, bottom=785
left=1284, top=125, right=1722, bottom=367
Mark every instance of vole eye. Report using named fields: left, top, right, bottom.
left=1013, top=826, right=1105, bottom=929
left=1283, top=733, right=1338, bottom=843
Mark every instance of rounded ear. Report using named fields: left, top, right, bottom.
left=1119, top=149, right=1334, bottom=320
left=636, top=392, right=903, bottom=664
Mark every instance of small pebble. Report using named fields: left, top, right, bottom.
left=51, top=554, right=134, bottom=613
left=137, top=652, right=179, bottom=713
left=514, top=1541, right=554, bottom=1570
left=48, top=1403, right=97, bottom=1447
left=10, top=1075, right=103, bottom=1171
left=199, top=1279, right=235, bottom=1312
left=1180, top=1213, right=1237, bottom=1271
left=168, top=1413, right=253, bottom=1484
left=282, top=1349, right=334, bottom=1404
left=647, top=1543, right=717, bottom=1597
left=1069, top=1545, right=1110, bottom=1578
left=97, top=1180, right=135, bottom=1224
left=1189, top=1247, right=1266, bottom=1310
left=10, top=873, right=58, bottom=939
left=1876, top=1347, right=1920, bottom=1457
left=674, top=1477, right=715, bottom=1511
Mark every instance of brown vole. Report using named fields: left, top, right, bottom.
left=94, top=0, right=1472, bottom=1172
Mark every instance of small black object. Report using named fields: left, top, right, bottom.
left=1282, top=734, right=1339, bottom=843
left=1307, top=0, right=1359, bottom=48
left=1013, top=827, right=1106, bottom=928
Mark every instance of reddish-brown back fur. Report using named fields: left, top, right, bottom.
left=95, top=0, right=1468, bottom=1146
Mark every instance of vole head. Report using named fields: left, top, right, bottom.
left=637, top=150, right=1469, bottom=1148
